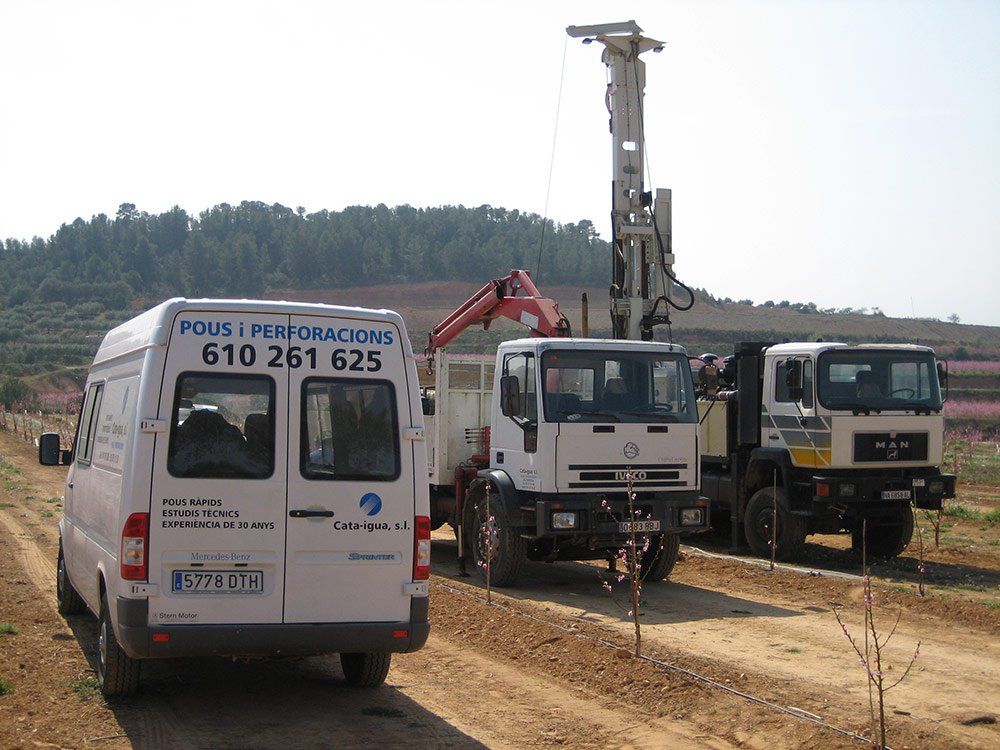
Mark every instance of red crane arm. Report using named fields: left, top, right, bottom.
left=425, top=269, right=571, bottom=361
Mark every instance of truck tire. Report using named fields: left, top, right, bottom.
left=56, top=542, right=87, bottom=616
left=640, top=534, right=680, bottom=581
left=744, top=487, right=807, bottom=561
left=852, top=506, right=914, bottom=560
left=470, top=488, right=527, bottom=588
left=97, top=591, right=140, bottom=697
left=340, top=652, right=392, bottom=688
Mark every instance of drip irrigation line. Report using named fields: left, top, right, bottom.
left=680, top=545, right=866, bottom=582
left=433, top=579, right=880, bottom=747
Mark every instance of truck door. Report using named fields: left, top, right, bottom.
left=148, top=311, right=289, bottom=626
left=283, top=315, right=415, bottom=624
left=769, top=356, right=828, bottom=468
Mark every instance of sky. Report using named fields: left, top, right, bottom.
left=1, top=0, right=998, bottom=326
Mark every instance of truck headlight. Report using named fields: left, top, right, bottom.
left=839, top=483, right=857, bottom=497
left=928, top=480, right=944, bottom=494
left=551, top=512, right=577, bottom=530
left=680, top=508, right=703, bottom=526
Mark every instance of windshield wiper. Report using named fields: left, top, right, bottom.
left=892, top=402, right=938, bottom=415
left=827, top=403, right=880, bottom=415
left=620, top=410, right=676, bottom=421
left=560, top=410, right=621, bottom=422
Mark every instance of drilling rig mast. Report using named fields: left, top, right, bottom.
left=567, top=21, right=687, bottom=341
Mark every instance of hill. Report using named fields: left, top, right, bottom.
left=1, top=201, right=997, bottom=394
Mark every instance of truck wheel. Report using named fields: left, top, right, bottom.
left=852, top=506, right=914, bottom=560
left=97, top=592, right=140, bottom=697
left=639, top=534, right=680, bottom=581
left=744, top=487, right=807, bottom=561
left=56, top=542, right=87, bottom=616
left=470, top=489, right=526, bottom=588
left=340, top=652, right=391, bottom=688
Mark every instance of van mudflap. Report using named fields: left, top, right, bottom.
left=116, top=596, right=430, bottom=659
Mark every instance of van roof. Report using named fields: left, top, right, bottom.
left=93, top=297, right=410, bottom=367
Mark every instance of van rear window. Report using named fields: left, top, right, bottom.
left=168, top=373, right=275, bottom=479
left=301, top=378, right=400, bottom=481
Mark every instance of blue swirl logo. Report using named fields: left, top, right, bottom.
left=359, top=492, right=382, bottom=516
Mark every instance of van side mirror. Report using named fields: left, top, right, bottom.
left=39, top=432, right=62, bottom=466
left=784, top=358, right=803, bottom=401
left=499, top=375, right=520, bottom=417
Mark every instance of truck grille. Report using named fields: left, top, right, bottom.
left=566, top=463, right=687, bottom=489
left=853, top=433, right=928, bottom=463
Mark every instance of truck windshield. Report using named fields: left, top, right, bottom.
left=817, top=350, right=942, bottom=412
left=541, top=350, right=697, bottom=423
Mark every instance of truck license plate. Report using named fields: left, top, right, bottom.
left=880, top=490, right=911, bottom=500
left=172, top=570, right=264, bottom=594
left=618, top=520, right=660, bottom=533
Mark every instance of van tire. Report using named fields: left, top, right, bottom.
left=852, top=506, right=915, bottom=560
left=470, top=489, right=526, bottom=588
left=97, top=592, right=140, bottom=697
left=56, top=542, right=86, bottom=616
left=640, top=534, right=680, bottom=581
left=744, top=487, right=807, bottom=561
left=340, top=652, right=391, bottom=688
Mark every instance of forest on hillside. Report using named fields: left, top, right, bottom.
left=0, top=201, right=608, bottom=308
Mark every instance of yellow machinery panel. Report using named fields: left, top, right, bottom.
left=697, top=400, right=728, bottom=458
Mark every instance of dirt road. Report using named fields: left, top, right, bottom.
left=1, top=431, right=997, bottom=749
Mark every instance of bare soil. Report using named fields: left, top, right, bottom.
left=1, top=431, right=998, bottom=749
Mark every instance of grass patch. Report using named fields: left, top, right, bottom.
left=985, top=600, right=1000, bottom=610
left=0, top=623, right=18, bottom=635
left=946, top=583, right=988, bottom=593
left=40, top=510, right=54, bottom=518
left=0, top=502, right=14, bottom=510
left=943, top=503, right=981, bottom=520
left=784, top=647, right=802, bottom=654
left=45, top=497, right=59, bottom=504
left=70, top=677, right=101, bottom=701
left=0, top=677, right=11, bottom=696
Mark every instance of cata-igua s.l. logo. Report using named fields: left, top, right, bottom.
left=623, top=442, right=640, bottom=460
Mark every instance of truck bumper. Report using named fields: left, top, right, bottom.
left=115, top=596, right=430, bottom=660
left=809, top=472, right=956, bottom=512
left=532, top=491, right=710, bottom=541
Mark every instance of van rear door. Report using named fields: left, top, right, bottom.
left=283, top=314, right=414, bottom=624
left=148, top=311, right=289, bottom=626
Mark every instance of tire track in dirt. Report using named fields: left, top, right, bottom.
left=0, top=509, right=57, bottom=595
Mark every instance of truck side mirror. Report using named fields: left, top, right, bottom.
left=784, top=358, right=803, bottom=401
left=499, top=375, right=520, bottom=417
left=937, top=361, right=949, bottom=402
left=39, top=432, right=61, bottom=466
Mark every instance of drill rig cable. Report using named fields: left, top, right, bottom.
left=630, top=54, right=695, bottom=317
left=535, top=35, right=569, bottom=283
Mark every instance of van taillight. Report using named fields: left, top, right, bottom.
left=121, top=513, right=149, bottom=581
left=414, top=516, right=431, bottom=580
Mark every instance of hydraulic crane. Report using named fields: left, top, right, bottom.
left=424, top=269, right=571, bottom=368
left=567, top=21, right=692, bottom=341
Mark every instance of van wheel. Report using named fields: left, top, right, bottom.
left=852, top=507, right=914, bottom=560
left=470, top=489, right=526, bottom=588
left=56, top=543, right=86, bottom=615
left=97, top=592, right=140, bottom=697
left=639, top=534, right=680, bottom=581
left=340, top=652, right=391, bottom=688
left=744, top=487, right=807, bottom=561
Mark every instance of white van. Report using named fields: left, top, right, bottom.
left=39, top=299, right=430, bottom=695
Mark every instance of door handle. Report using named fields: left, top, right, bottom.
left=289, top=509, right=335, bottom=518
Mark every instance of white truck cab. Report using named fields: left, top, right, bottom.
left=40, top=298, right=430, bottom=695
left=427, top=338, right=710, bottom=586
left=698, top=341, right=955, bottom=559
